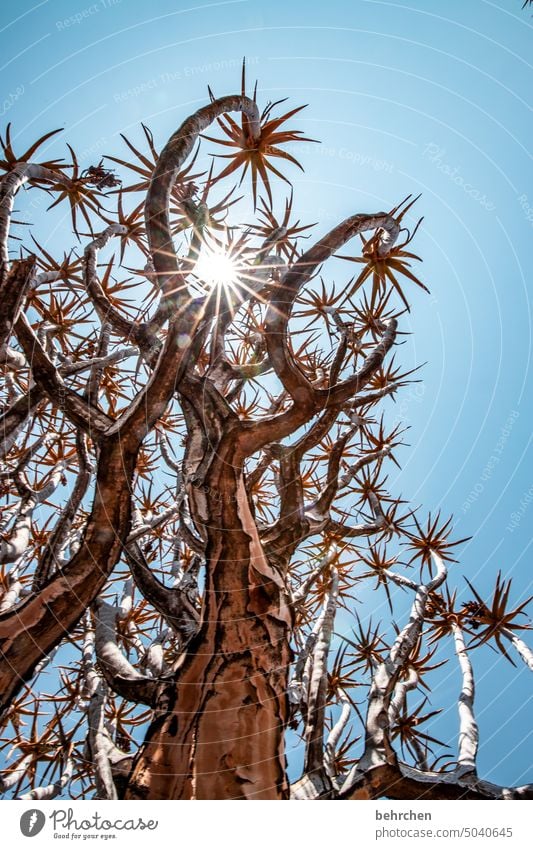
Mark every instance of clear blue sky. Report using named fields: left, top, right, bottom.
left=1, top=0, right=532, bottom=788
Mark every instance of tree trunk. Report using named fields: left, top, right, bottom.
left=125, top=436, right=293, bottom=799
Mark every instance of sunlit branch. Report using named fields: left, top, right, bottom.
left=291, top=545, right=338, bottom=607
left=19, top=757, right=73, bottom=801
left=501, top=626, right=533, bottom=671
left=34, top=434, right=93, bottom=590
left=303, top=566, right=339, bottom=776
left=0, top=163, right=71, bottom=265
left=0, top=461, right=65, bottom=568
left=15, top=314, right=113, bottom=436
left=125, top=541, right=199, bottom=641
left=324, top=688, right=351, bottom=780
left=87, top=680, right=118, bottom=800
left=264, top=215, right=400, bottom=405
left=94, top=599, right=158, bottom=706
left=451, top=622, right=478, bottom=775
left=358, top=552, right=447, bottom=772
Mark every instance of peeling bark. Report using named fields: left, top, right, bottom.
left=0, top=436, right=138, bottom=717
left=126, top=435, right=293, bottom=800
left=1, top=90, right=531, bottom=806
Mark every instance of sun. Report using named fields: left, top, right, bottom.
left=194, top=247, right=240, bottom=290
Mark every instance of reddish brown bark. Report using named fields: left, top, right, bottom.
left=0, top=436, right=137, bottom=715
left=2, top=85, right=530, bottom=805
left=126, top=436, right=293, bottom=800
left=0, top=256, right=36, bottom=351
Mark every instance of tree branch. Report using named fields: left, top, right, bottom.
left=94, top=599, right=159, bottom=706
left=125, top=541, right=199, bottom=641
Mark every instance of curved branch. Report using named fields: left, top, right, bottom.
left=264, top=214, right=400, bottom=405
left=358, top=553, right=447, bottom=773
left=502, top=626, right=533, bottom=671
left=82, top=225, right=142, bottom=342
left=125, top=541, right=199, bottom=640
left=145, top=94, right=259, bottom=300
left=34, top=434, right=93, bottom=589
left=94, top=599, right=159, bottom=706
left=452, top=622, right=478, bottom=776
left=318, top=318, right=398, bottom=407
left=303, top=566, right=339, bottom=776
left=14, top=314, right=112, bottom=436
left=0, top=434, right=138, bottom=720
left=240, top=318, right=397, bottom=456
left=324, top=689, right=351, bottom=780
left=0, top=164, right=69, bottom=266
left=340, top=762, right=533, bottom=801
left=20, top=758, right=73, bottom=801
left=0, top=257, right=36, bottom=351
left=106, top=98, right=262, bottom=440
left=1, top=390, right=46, bottom=459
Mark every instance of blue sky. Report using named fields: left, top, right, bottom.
left=1, top=0, right=532, bottom=789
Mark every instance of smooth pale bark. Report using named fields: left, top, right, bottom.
left=20, top=759, right=73, bottom=801
left=358, top=554, right=447, bottom=773
left=452, top=622, right=478, bottom=775
left=324, top=690, right=351, bottom=780
left=502, top=626, right=533, bottom=671
left=94, top=600, right=159, bottom=707
left=303, top=568, right=339, bottom=776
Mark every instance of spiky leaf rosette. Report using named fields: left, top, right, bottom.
left=203, top=61, right=317, bottom=208
left=338, top=195, right=429, bottom=310
left=0, top=70, right=530, bottom=804
left=461, top=573, right=533, bottom=664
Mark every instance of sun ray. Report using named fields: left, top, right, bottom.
left=194, top=247, right=239, bottom=290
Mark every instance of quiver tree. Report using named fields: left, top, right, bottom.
left=0, top=68, right=531, bottom=801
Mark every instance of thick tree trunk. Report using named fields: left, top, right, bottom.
left=126, top=438, right=293, bottom=800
